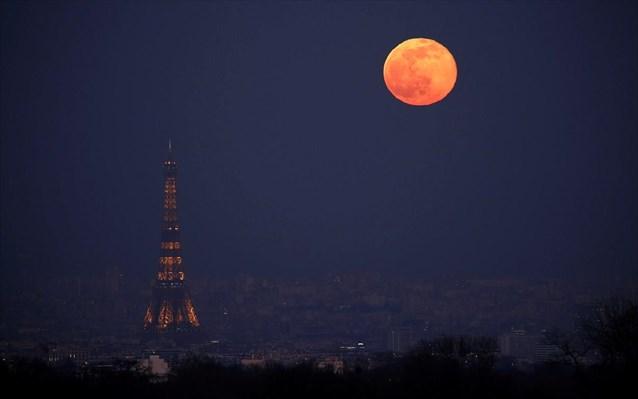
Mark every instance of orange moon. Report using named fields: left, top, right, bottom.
left=383, top=38, right=457, bottom=106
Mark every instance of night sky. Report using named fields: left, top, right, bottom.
left=1, top=1, right=637, bottom=284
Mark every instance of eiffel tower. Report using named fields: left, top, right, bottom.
left=143, top=140, right=200, bottom=337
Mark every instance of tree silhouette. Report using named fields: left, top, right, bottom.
left=581, top=298, right=638, bottom=367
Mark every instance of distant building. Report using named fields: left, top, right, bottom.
left=498, top=329, right=535, bottom=361
left=139, top=354, right=170, bottom=376
left=534, top=343, right=561, bottom=363
left=47, top=344, right=91, bottom=365
left=316, top=356, right=344, bottom=374
left=388, top=327, right=414, bottom=353
left=241, top=355, right=266, bottom=368
left=498, top=329, right=559, bottom=363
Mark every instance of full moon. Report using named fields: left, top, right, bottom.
left=383, top=38, right=457, bottom=106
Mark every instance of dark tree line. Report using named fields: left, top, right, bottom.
left=547, top=297, right=638, bottom=368
left=582, top=298, right=638, bottom=366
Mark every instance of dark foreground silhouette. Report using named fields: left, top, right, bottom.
left=2, top=348, right=635, bottom=399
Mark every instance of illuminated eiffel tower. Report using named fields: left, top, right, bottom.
left=143, top=140, right=200, bottom=337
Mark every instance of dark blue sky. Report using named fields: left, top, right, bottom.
left=1, top=1, right=637, bottom=282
